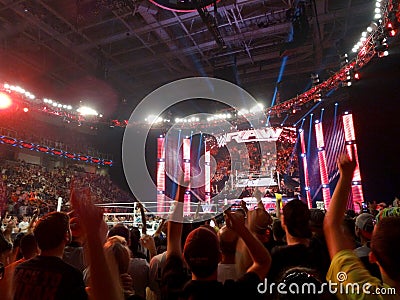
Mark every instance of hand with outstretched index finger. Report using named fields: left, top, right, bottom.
left=337, top=144, right=357, bottom=178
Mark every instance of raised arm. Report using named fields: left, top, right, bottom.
left=225, top=210, right=271, bottom=280
left=71, top=188, right=123, bottom=300
left=153, top=218, right=166, bottom=237
left=136, top=202, right=147, bottom=236
left=166, top=182, right=186, bottom=258
left=27, top=208, right=39, bottom=234
left=324, top=145, right=357, bottom=259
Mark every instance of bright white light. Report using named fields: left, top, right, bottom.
left=374, top=13, right=381, bottom=19
left=352, top=48, right=358, bottom=53
left=383, top=50, right=389, bottom=56
left=62, top=105, right=67, bottom=109
left=77, top=106, right=98, bottom=116
left=67, top=105, right=72, bottom=110
left=361, top=32, right=367, bottom=37
left=360, top=37, right=367, bottom=42
left=375, top=2, right=381, bottom=7
left=52, top=102, right=58, bottom=107
left=0, top=92, right=12, bottom=109
left=29, top=94, right=35, bottom=100
left=375, top=7, right=381, bottom=14
left=367, top=26, right=372, bottom=32
left=238, top=109, right=249, bottom=115
left=145, top=114, right=163, bottom=123
left=4, top=83, right=10, bottom=89
left=48, top=99, right=53, bottom=104
left=16, top=87, right=25, bottom=93
left=57, top=104, right=62, bottom=108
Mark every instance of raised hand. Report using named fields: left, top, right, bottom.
left=337, top=144, right=357, bottom=178
left=140, top=234, right=157, bottom=258
left=70, top=187, right=105, bottom=238
left=240, top=200, right=249, bottom=214
left=224, top=210, right=246, bottom=234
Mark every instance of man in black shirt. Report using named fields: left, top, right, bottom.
left=268, top=200, right=329, bottom=282
left=13, top=211, right=87, bottom=300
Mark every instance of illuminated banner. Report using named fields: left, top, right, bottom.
left=0, top=135, right=111, bottom=167
left=216, top=128, right=283, bottom=147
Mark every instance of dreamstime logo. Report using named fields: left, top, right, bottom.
left=257, top=272, right=397, bottom=296
left=336, top=271, right=347, bottom=282
left=122, top=77, right=267, bottom=222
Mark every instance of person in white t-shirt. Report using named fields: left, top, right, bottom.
left=18, top=216, right=30, bottom=233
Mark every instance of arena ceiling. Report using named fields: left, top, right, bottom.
left=0, top=0, right=377, bottom=115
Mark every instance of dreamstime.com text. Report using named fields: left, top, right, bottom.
left=257, top=272, right=397, bottom=296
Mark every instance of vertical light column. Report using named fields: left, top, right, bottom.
left=156, top=136, right=165, bottom=214
left=315, top=120, right=331, bottom=209
left=299, top=129, right=312, bottom=208
left=342, top=112, right=364, bottom=212
left=183, top=138, right=191, bottom=214
left=204, top=139, right=211, bottom=204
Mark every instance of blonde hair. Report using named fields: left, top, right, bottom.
left=104, top=235, right=131, bottom=274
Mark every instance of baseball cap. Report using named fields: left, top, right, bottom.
left=355, top=213, right=374, bottom=240
left=248, top=208, right=273, bottom=234
left=183, top=226, right=220, bottom=278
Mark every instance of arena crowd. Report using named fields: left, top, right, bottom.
left=1, top=147, right=399, bottom=300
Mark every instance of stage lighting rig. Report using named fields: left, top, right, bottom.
left=148, top=0, right=216, bottom=12
left=311, top=73, right=320, bottom=87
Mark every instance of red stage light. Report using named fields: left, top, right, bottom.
left=23, top=107, right=29, bottom=113
left=354, top=72, right=360, bottom=80
left=0, top=92, right=12, bottom=109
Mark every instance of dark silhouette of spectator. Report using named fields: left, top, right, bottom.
left=268, top=199, right=329, bottom=282
left=63, top=216, right=87, bottom=272
left=217, top=225, right=238, bottom=282
left=274, top=267, right=336, bottom=300
left=13, top=212, right=87, bottom=300
left=271, top=219, right=286, bottom=246
left=308, top=209, right=331, bottom=279
left=107, top=223, right=150, bottom=299
left=0, top=233, right=38, bottom=300
left=354, top=213, right=374, bottom=258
